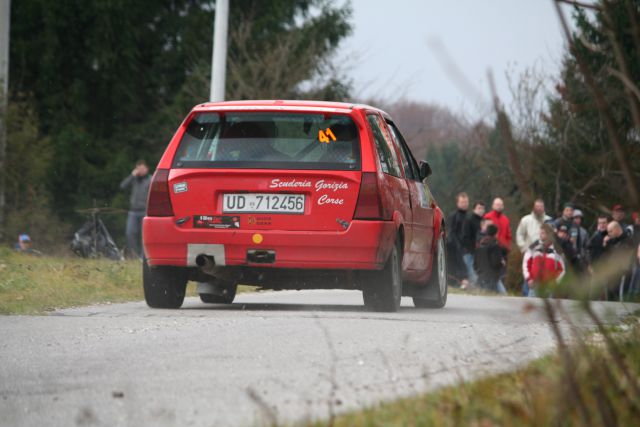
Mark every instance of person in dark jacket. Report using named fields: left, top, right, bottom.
left=474, top=224, right=506, bottom=293
left=461, top=201, right=485, bottom=286
left=556, top=224, right=578, bottom=271
left=632, top=214, right=640, bottom=300
left=572, top=209, right=589, bottom=272
left=602, top=221, right=636, bottom=301
left=611, top=204, right=633, bottom=236
left=632, top=212, right=640, bottom=247
left=120, top=160, right=151, bottom=258
left=587, top=215, right=609, bottom=265
left=446, top=192, right=469, bottom=286
left=553, top=204, right=575, bottom=231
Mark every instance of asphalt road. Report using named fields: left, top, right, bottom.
left=1, top=291, right=637, bottom=427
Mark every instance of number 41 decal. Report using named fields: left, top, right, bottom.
left=318, top=128, right=337, bottom=144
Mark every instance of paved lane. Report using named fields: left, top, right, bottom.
left=1, top=291, right=637, bottom=427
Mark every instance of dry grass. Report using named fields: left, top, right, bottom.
left=0, top=248, right=254, bottom=314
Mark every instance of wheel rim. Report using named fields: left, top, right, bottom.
left=438, top=237, right=446, bottom=297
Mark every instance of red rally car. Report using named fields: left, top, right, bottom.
left=142, top=100, right=447, bottom=312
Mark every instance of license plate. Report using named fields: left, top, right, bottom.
left=222, top=193, right=305, bottom=214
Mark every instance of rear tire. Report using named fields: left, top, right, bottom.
left=413, top=231, right=447, bottom=308
left=143, top=258, right=187, bottom=309
left=362, top=239, right=402, bottom=312
left=200, top=280, right=237, bottom=304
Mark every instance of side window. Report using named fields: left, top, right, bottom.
left=366, top=114, right=401, bottom=177
left=388, top=122, right=420, bottom=181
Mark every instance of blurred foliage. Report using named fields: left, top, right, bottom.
left=5, top=0, right=353, bottom=249
left=3, top=97, right=70, bottom=250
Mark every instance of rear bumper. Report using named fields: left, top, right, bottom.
left=142, top=217, right=396, bottom=270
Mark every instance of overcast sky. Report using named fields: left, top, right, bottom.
left=339, top=0, right=571, bottom=117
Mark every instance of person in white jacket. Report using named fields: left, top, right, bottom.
left=516, top=199, right=552, bottom=295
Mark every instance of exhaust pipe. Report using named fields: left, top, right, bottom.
left=196, top=254, right=216, bottom=275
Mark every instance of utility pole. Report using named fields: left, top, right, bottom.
left=210, top=0, right=228, bottom=102
left=0, top=0, right=11, bottom=241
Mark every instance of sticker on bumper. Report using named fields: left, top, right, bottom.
left=194, top=215, right=240, bottom=229
left=173, top=182, right=188, bottom=193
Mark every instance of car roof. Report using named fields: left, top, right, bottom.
left=193, top=100, right=391, bottom=119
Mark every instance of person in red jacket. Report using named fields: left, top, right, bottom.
left=483, top=198, right=512, bottom=250
left=522, top=223, right=566, bottom=297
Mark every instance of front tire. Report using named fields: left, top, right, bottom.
left=143, top=258, right=187, bottom=309
left=362, top=239, right=402, bottom=312
left=413, top=230, right=448, bottom=308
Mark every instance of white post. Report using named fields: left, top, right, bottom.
left=210, top=0, right=229, bottom=102
left=0, top=0, right=11, bottom=239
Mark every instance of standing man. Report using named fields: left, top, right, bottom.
left=461, top=201, right=485, bottom=286
left=516, top=198, right=551, bottom=295
left=473, top=224, right=505, bottom=292
left=516, top=199, right=551, bottom=252
left=602, top=221, right=635, bottom=300
left=572, top=209, right=589, bottom=271
left=483, top=198, right=511, bottom=294
left=611, top=205, right=633, bottom=236
left=120, top=160, right=151, bottom=259
left=484, top=198, right=512, bottom=250
left=553, top=204, right=576, bottom=230
left=588, top=215, right=609, bottom=265
left=447, top=192, right=469, bottom=287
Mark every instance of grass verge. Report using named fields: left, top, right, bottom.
left=0, top=248, right=254, bottom=314
left=308, top=314, right=640, bottom=427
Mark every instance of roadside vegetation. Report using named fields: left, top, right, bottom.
left=308, top=313, right=640, bottom=427
left=0, top=249, right=254, bottom=314
left=0, top=248, right=142, bottom=314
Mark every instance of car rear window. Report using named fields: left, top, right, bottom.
left=172, top=112, right=361, bottom=170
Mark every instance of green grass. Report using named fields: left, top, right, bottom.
left=0, top=248, right=254, bottom=314
left=305, top=315, right=640, bottom=427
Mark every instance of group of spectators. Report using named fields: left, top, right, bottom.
left=446, top=193, right=640, bottom=301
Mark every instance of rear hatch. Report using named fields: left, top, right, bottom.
left=168, top=110, right=362, bottom=232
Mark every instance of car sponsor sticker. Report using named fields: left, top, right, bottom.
left=247, top=215, right=273, bottom=226
left=173, top=182, right=188, bottom=194
left=317, top=195, right=344, bottom=205
left=315, top=180, right=348, bottom=192
left=269, top=178, right=312, bottom=189
left=194, top=215, right=240, bottom=229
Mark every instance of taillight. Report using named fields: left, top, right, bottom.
left=354, top=172, right=386, bottom=220
left=147, top=169, right=174, bottom=217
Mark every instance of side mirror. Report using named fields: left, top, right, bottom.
left=419, top=161, right=432, bottom=180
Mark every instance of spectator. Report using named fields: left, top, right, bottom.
left=588, top=215, right=609, bottom=264
left=522, top=224, right=566, bottom=298
left=611, top=204, right=633, bottom=236
left=516, top=198, right=552, bottom=296
left=120, top=160, right=151, bottom=259
left=632, top=212, right=640, bottom=247
left=629, top=244, right=640, bottom=300
left=556, top=224, right=579, bottom=270
left=461, top=201, right=485, bottom=286
left=602, top=221, right=635, bottom=301
left=553, top=204, right=575, bottom=231
left=473, top=224, right=506, bottom=293
left=14, top=234, right=41, bottom=255
left=516, top=198, right=551, bottom=253
left=446, top=192, right=469, bottom=286
left=572, top=209, right=589, bottom=271
left=483, top=198, right=512, bottom=250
